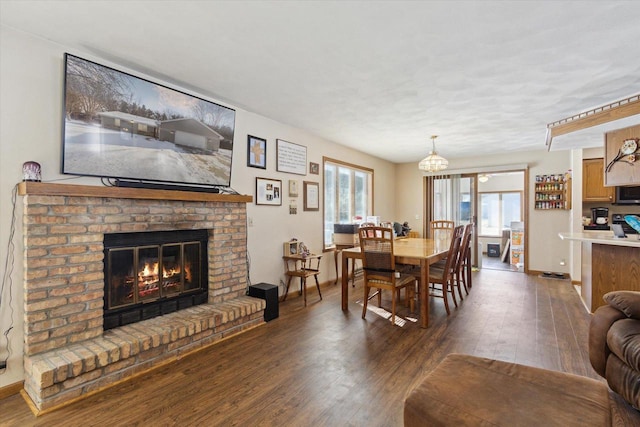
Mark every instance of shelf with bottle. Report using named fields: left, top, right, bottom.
left=534, top=173, right=571, bottom=210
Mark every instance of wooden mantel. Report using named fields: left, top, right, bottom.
left=18, top=182, right=253, bottom=203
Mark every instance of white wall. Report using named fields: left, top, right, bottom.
left=395, top=149, right=573, bottom=274
left=0, top=26, right=396, bottom=387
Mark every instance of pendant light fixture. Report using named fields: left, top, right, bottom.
left=418, top=135, right=448, bottom=172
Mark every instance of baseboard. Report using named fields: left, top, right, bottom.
left=0, top=381, right=24, bottom=400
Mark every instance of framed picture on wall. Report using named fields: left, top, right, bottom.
left=288, top=179, right=299, bottom=197
left=247, top=135, right=267, bottom=169
left=303, top=181, right=320, bottom=211
left=256, top=177, right=282, bottom=205
left=276, top=139, right=307, bottom=175
left=310, top=162, right=319, bottom=175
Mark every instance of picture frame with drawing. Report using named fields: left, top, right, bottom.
left=247, top=135, right=267, bottom=169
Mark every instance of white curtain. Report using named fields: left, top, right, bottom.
left=430, top=173, right=463, bottom=224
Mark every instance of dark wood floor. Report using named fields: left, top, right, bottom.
left=2, top=269, right=640, bottom=426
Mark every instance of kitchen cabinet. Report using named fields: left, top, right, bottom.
left=583, top=158, right=615, bottom=202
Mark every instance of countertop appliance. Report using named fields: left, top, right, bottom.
left=592, top=207, right=609, bottom=225
left=615, top=185, right=640, bottom=205
left=612, top=213, right=639, bottom=234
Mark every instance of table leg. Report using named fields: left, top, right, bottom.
left=334, top=248, right=340, bottom=285
left=420, top=259, right=429, bottom=328
left=341, top=253, right=349, bottom=310
left=302, top=277, right=307, bottom=307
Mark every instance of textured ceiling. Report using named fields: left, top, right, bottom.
left=2, top=1, right=639, bottom=163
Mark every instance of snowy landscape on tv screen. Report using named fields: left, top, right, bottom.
left=62, top=54, right=236, bottom=187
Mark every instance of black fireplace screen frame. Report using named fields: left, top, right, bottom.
left=103, top=229, right=209, bottom=330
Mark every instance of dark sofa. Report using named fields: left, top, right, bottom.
left=590, top=290, right=640, bottom=410
left=404, top=290, right=640, bottom=426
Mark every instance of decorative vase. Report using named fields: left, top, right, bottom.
left=22, top=161, right=42, bottom=182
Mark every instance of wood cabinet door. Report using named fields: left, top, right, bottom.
left=583, top=158, right=615, bottom=202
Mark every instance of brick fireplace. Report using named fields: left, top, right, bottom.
left=18, top=182, right=264, bottom=413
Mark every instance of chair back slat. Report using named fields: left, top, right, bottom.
left=430, top=220, right=455, bottom=239
left=454, top=224, right=473, bottom=273
left=359, top=227, right=396, bottom=280
left=441, top=225, right=464, bottom=279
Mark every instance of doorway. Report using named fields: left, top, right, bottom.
left=425, top=170, right=526, bottom=272
left=477, top=171, right=525, bottom=272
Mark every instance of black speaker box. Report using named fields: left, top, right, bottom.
left=248, top=283, right=279, bottom=321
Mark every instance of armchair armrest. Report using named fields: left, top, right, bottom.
left=589, top=305, right=627, bottom=377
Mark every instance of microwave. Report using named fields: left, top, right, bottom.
left=615, top=185, right=640, bottom=204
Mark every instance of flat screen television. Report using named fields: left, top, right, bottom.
left=62, top=53, right=235, bottom=189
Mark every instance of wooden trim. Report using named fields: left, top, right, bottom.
left=0, top=381, right=23, bottom=400
left=547, top=95, right=640, bottom=141
left=17, top=182, right=252, bottom=203
left=322, top=156, right=374, bottom=174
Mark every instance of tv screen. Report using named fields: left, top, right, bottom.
left=62, top=53, right=235, bottom=188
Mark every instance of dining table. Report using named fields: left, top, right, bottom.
left=340, top=237, right=450, bottom=328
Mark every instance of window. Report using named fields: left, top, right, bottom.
left=479, top=191, right=521, bottom=236
left=323, top=158, right=373, bottom=249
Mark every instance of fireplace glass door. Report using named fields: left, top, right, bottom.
left=104, top=229, right=209, bottom=329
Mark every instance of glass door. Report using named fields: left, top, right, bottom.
left=426, top=174, right=478, bottom=266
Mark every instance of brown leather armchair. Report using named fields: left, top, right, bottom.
left=590, top=291, right=640, bottom=410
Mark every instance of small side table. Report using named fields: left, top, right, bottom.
left=282, top=254, right=322, bottom=306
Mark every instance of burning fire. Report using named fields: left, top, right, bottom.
left=140, top=262, right=160, bottom=282
left=163, top=263, right=191, bottom=282
left=137, top=259, right=192, bottom=298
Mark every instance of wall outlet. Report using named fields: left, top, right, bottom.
left=248, top=217, right=254, bottom=227
left=415, top=214, right=420, bottom=220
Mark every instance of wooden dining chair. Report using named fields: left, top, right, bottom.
left=358, top=226, right=416, bottom=325
left=432, top=225, right=464, bottom=312
left=451, top=223, right=473, bottom=300
left=430, top=220, right=455, bottom=240
left=459, top=223, right=474, bottom=293
left=424, top=225, right=464, bottom=315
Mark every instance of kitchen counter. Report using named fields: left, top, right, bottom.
left=559, top=232, right=640, bottom=312
left=559, top=232, right=640, bottom=247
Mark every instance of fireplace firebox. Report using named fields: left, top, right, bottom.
left=103, top=229, right=209, bottom=330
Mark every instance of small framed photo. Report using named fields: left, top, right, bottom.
left=256, top=177, right=282, bottom=205
left=310, top=162, right=319, bottom=175
left=247, top=135, right=267, bottom=169
left=303, top=181, right=320, bottom=211
left=288, top=179, right=299, bottom=197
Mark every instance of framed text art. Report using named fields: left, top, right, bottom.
left=303, top=181, right=320, bottom=211
left=247, top=135, right=267, bottom=169
left=276, top=139, right=307, bottom=175
left=256, top=177, right=282, bottom=206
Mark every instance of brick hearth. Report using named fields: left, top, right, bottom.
left=18, top=183, right=262, bottom=412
